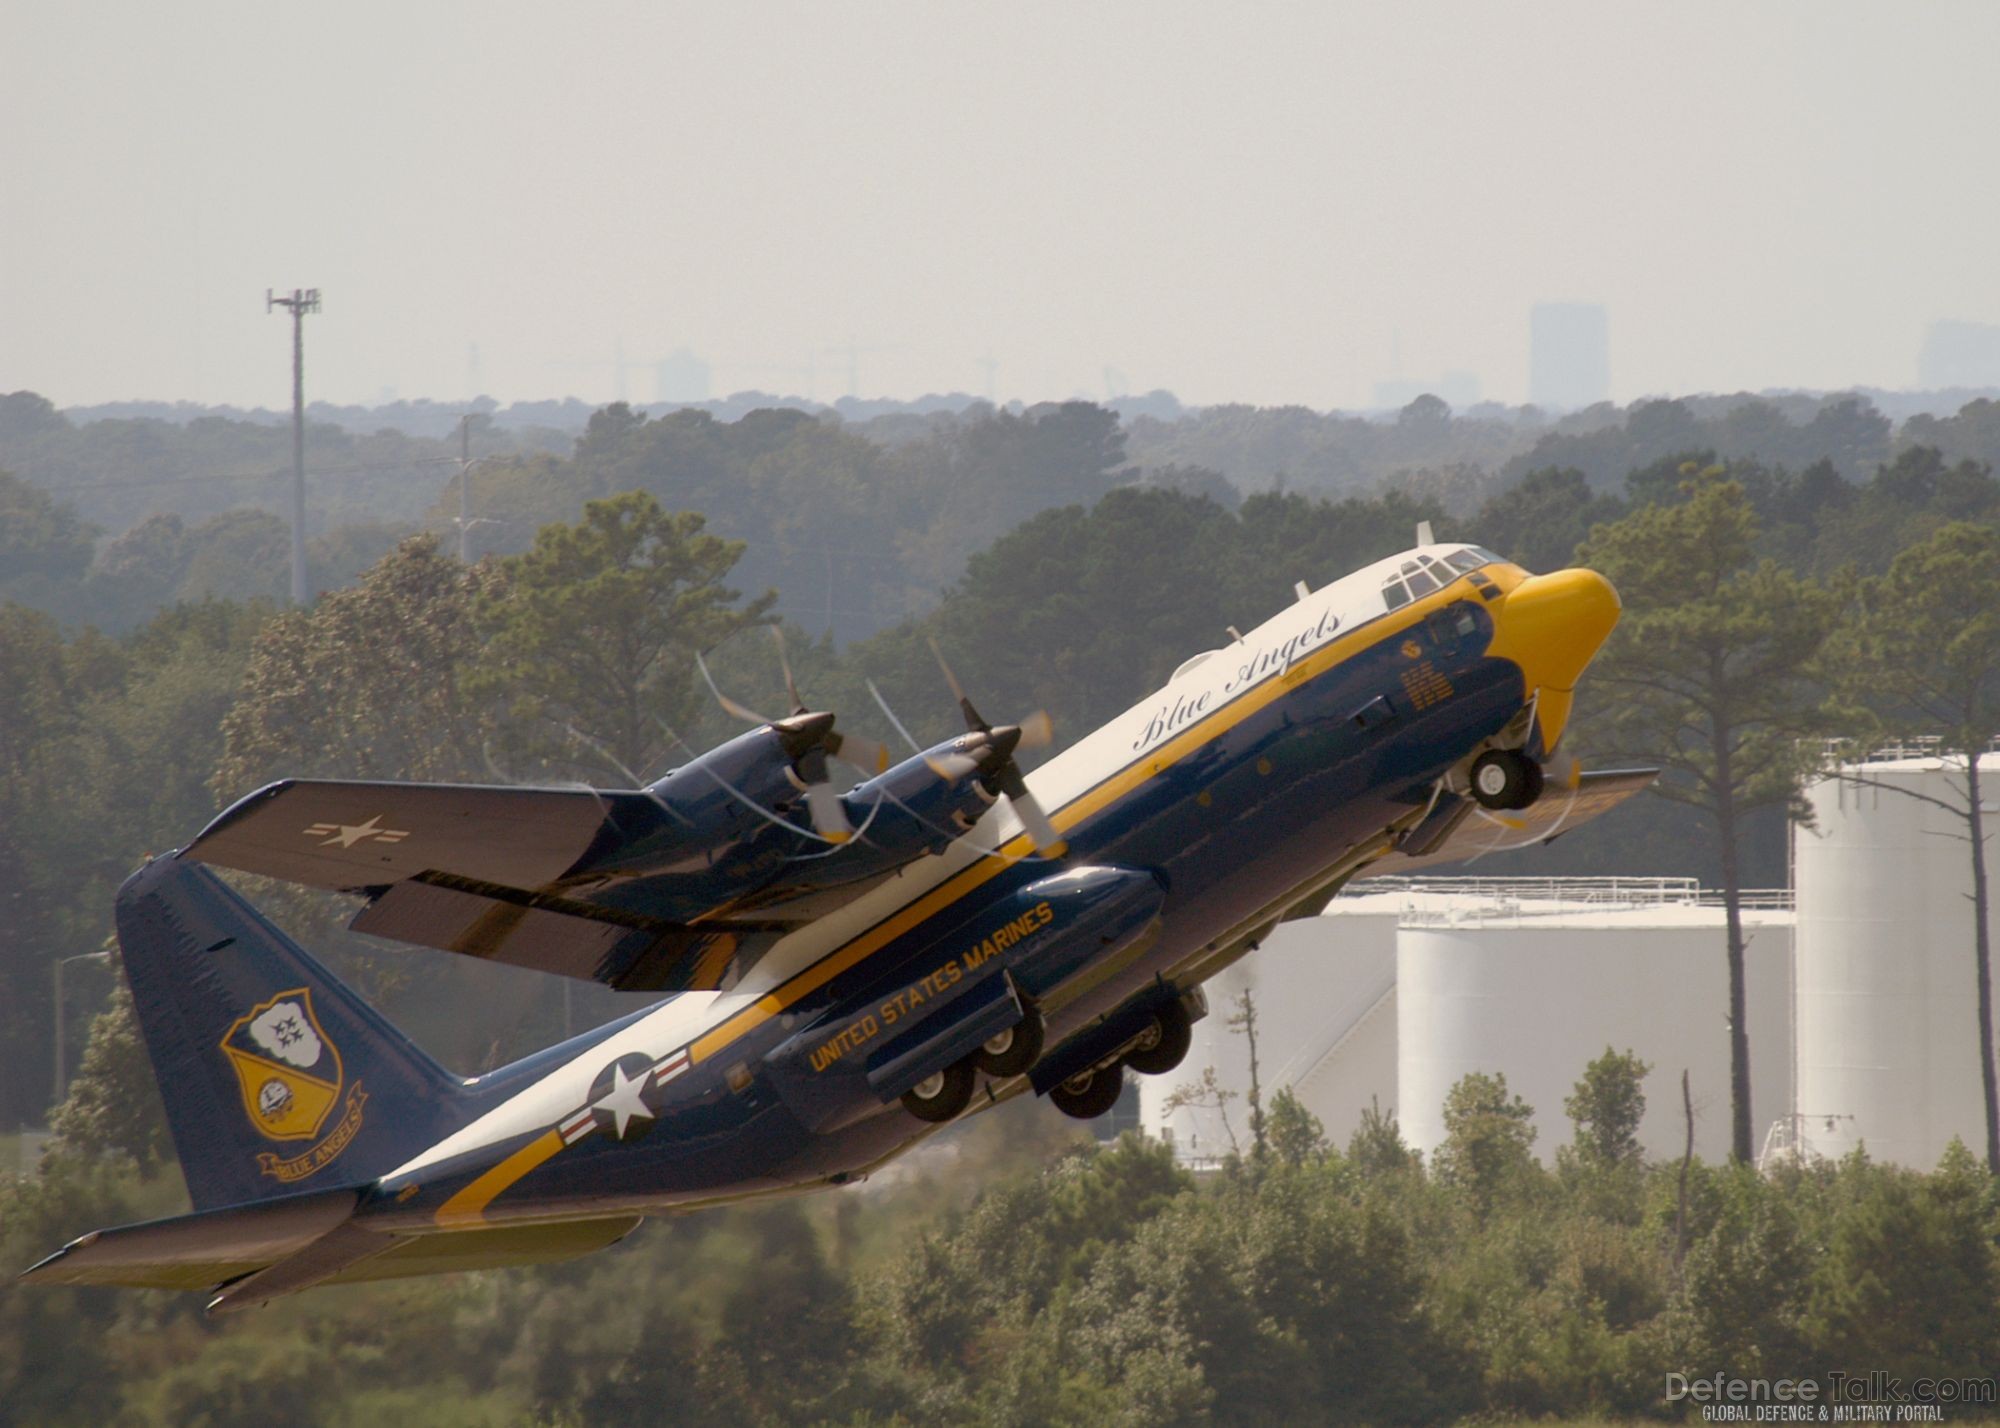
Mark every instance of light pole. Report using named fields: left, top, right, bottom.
left=266, top=287, right=321, bottom=604
left=52, top=949, right=113, bottom=1110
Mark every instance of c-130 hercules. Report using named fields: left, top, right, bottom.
left=26, top=536, right=1647, bottom=1313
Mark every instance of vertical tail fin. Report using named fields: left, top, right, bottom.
left=116, top=857, right=474, bottom=1210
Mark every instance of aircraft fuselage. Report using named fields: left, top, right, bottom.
left=360, top=546, right=1616, bottom=1233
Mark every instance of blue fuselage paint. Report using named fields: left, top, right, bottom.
left=366, top=597, right=1522, bottom=1225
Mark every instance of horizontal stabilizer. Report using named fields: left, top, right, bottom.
left=21, top=1186, right=361, bottom=1292
left=205, top=1219, right=395, bottom=1315
left=22, top=1189, right=641, bottom=1300
left=1361, top=767, right=1660, bottom=876
left=184, top=779, right=660, bottom=894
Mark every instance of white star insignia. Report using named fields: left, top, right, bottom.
left=303, top=815, right=411, bottom=849
left=594, top=1063, right=654, bottom=1139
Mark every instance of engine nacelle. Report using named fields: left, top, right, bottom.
left=564, top=724, right=821, bottom=882
left=561, top=730, right=1027, bottom=923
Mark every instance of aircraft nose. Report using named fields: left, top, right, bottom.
left=1486, top=566, right=1621, bottom=754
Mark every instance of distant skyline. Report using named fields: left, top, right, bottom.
left=5, top=3, right=1998, bottom=412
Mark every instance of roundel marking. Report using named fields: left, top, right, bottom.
left=588, top=1052, right=661, bottom=1141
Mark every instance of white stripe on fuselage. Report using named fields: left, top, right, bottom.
left=384, top=546, right=1450, bottom=1184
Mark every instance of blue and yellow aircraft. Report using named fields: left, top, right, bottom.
left=24, top=540, right=1647, bottom=1313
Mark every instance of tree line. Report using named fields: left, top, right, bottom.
left=13, top=385, right=2000, bottom=643
left=11, top=425, right=2000, bottom=1147
left=9, top=1042, right=1996, bottom=1424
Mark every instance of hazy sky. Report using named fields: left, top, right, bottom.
left=4, top=2, right=1997, bottom=412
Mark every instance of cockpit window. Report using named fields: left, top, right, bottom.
left=1381, top=550, right=1464, bottom=609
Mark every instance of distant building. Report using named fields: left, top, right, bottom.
left=1529, top=302, right=1610, bottom=410
left=1144, top=747, right=2000, bottom=1173
left=1917, top=320, right=2000, bottom=390
left=654, top=348, right=712, bottom=404
left=1372, top=371, right=1481, bottom=411
left=1142, top=878, right=1794, bottom=1169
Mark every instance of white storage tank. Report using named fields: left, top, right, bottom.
left=1140, top=893, right=1402, bottom=1163
left=1395, top=882, right=1795, bottom=1165
left=1795, top=751, right=2000, bottom=1168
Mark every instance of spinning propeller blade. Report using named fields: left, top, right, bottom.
left=869, top=679, right=925, bottom=756
left=768, top=626, right=889, bottom=775
left=695, top=631, right=891, bottom=838
left=696, top=649, right=773, bottom=727
left=926, top=639, right=1067, bottom=858
left=804, top=781, right=853, bottom=841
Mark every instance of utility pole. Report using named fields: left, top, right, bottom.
left=267, top=287, right=321, bottom=604
left=51, top=949, right=111, bottom=1110
left=459, top=413, right=472, bottom=562
left=452, top=413, right=498, bottom=562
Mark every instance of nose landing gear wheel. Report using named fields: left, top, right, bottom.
left=1469, top=749, right=1543, bottom=810
left=1122, top=1000, right=1193, bottom=1076
left=974, top=1012, right=1044, bottom=1077
left=902, top=1058, right=976, bottom=1122
left=1050, top=1065, right=1125, bottom=1120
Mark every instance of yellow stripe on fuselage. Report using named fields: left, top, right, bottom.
left=437, top=1130, right=567, bottom=1227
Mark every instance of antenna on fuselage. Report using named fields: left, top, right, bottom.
left=1416, top=520, right=1434, bottom=546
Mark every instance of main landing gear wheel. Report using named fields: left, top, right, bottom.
left=1469, top=749, right=1544, bottom=811
left=974, top=1013, right=1045, bottom=1077
left=1122, top=1000, right=1193, bottom=1076
left=1050, top=1065, right=1125, bottom=1120
left=902, top=1058, right=976, bottom=1122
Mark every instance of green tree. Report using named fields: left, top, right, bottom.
left=214, top=534, right=503, bottom=792
left=0, top=604, right=129, bottom=1125
left=1564, top=1046, right=1651, bottom=1171
left=842, top=486, right=1244, bottom=748
left=1265, top=1087, right=1329, bottom=1167
left=1472, top=466, right=1625, bottom=574
left=1347, top=1095, right=1419, bottom=1179
left=1228, top=988, right=1267, bottom=1162
left=47, top=947, right=172, bottom=1169
left=1434, top=1071, right=1537, bottom=1214
left=1803, top=1172, right=1999, bottom=1379
left=1665, top=1163, right=1809, bottom=1378
left=1830, top=521, right=2000, bottom=1169
left=0, top=466, right=96, bottom=605
left=1580, top=474, right=1841, bottom=1162
left=477, top=491, right=772, bottom=782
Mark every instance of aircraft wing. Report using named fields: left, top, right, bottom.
left=183, top=781, right=754, bottom=992
left=182, top=778, right=667, bottom=893
left=344, top=871, right=754, bottom=992
left=1358, top=767, right=1660, bottom=878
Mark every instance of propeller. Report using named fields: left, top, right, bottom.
left=925, top=638, right=1066, bottom=857
left=695, top=628, right=892, bottom=842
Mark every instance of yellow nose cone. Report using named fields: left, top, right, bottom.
left=1484, top=566, right=1621, bottom=753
